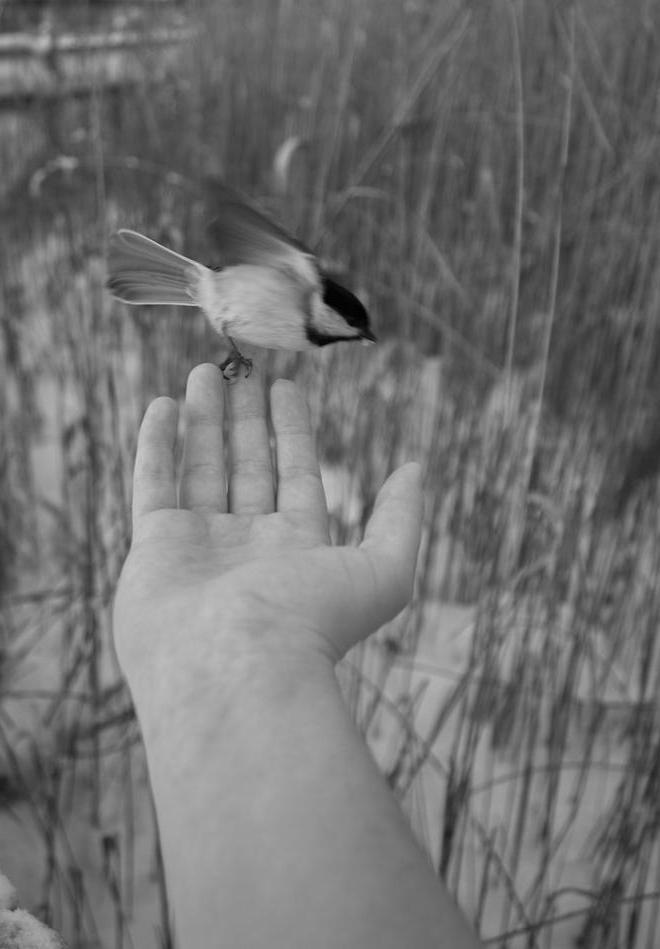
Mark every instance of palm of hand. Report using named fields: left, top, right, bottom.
left=117, top=502, right=369, bottom=666
left=113, top=365, right=421, bottom=706
left=129, top=506, right=323, bottom=591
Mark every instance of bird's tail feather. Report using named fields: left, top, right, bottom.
left=106, top=230, right=203, bottom=306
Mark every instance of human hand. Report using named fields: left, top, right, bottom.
left=113, top=362, right=422, bottom=735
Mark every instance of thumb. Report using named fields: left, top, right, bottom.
left=322, top=463, right=423, bottom=658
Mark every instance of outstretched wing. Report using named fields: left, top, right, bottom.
left=207, top=198, right=320, bottom=291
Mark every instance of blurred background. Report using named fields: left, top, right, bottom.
left=3, top=0, right=660, bottom=945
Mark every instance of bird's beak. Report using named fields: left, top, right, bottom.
left=360, top=328, right=377, bottom=344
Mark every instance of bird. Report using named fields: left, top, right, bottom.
left=105, top=194, right=375, bottom=379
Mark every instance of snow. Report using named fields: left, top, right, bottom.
left=0, top=907, right=66, bottom=949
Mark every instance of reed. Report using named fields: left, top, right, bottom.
left=2, top=0, right=660, bottom=945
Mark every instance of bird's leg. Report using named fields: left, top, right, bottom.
left=219, top=336, right=253, bottom=382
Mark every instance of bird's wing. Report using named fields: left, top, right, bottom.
left=206, top=200, right=320, bottom=290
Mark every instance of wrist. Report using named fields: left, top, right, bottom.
left=137, top=638, right=338, bottom=777
left=197, top=588, right=341, bottom=665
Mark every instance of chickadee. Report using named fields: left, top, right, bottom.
left=105, top=196, right=375, bottom=379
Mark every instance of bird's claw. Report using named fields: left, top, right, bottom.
left=219, top=353, right=253, bottom=382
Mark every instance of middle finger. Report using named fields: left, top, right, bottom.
left=226, top=354, right=274, bottom=514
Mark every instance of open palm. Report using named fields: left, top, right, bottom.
left=113, top=363, right=422, bottom=714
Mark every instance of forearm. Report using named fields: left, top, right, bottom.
left=142, top=648, right=481, bottom=949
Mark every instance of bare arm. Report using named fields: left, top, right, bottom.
left=113, top=363, right=482, bottom=949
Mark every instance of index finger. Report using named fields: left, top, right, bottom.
left=179, top=364, right=227, bottom=512
left=132, top=396, right=178, bottom=528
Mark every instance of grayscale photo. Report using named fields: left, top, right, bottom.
left=0, top=1, right=657, bottom=947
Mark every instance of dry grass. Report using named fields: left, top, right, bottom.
left=2, top=0, right=660, bottom=946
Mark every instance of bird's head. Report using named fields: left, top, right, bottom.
left=306, top=277, right=376, bottom=347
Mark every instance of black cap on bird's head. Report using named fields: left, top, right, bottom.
left=323, top=277, right=375, bottom=339
left=306, top=277, right=376, bottom=347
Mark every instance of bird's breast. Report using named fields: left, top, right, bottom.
left=198, top=266, right=316, bottom=350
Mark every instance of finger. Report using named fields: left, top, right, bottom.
left=225, top=355, right=274, bottom=514
left=132, top=397, right=179, bottom=527
left=271, top=380, right=328, bottom=539
left=179, top=364, right=227, bottom=511
left=302, top=464, right=424, bottom=660
left=358, top=462, right=423, bottom=621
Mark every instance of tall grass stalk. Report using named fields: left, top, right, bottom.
left=2, top=0, right=660, bottom=946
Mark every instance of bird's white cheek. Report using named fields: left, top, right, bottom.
left=310, top=305, right=361, bottom=340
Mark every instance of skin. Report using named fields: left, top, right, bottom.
left=113, top=361, right=482, bottom=949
